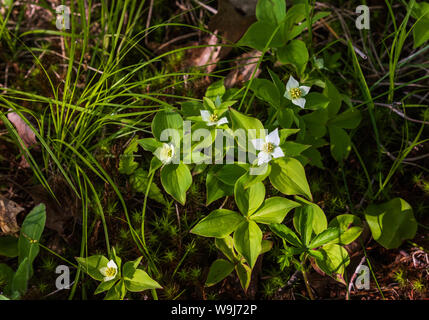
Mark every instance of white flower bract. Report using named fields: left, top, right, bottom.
left=200, top=110, right=228, bottom=127
left=99, top=260, right=118, bottom=282
left=155, top=143, right=175, bottom=164
left=284, top=76, right=311, bottom=108
left=251, top=128, right=285, bottom=166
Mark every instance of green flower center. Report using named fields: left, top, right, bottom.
left=167, top=148, right=173, bottom=158
left=262, top=142, right=274, bottom=153
left=290, top=87, right=302, bottom=99
left=209, top=114, right=218, bottom=122
left=105, top=267, right=116, bottom=278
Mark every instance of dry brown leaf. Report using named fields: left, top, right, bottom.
left=7, top=111, right=39, bottom=168
left=0, top=195, right=24, bottom=235
left=224, top=50, right=262, bottom=88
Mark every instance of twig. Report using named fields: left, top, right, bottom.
left=192, top=0, right=217, bottom=14
left=145, top=0, right=154, bottom=47
left=346, top=256, right=366, bottom=300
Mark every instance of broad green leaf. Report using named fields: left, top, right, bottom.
left=11, top=258, right=30, bottom=297
left=105, top=279, right=126, bottom=300
left=323, top=80, right=342, bottom=117
left=215, top=236, right=236, bottom=262
left=214, top=164, right=247, bottom=186
left=229, top=108, right=265, bottom=142
left=412, top=3, right=429, bottom=48
left=76, top=255, right=109, bottom=281
left=249, top=79, right=280, bottom=108
left=250, top=197, right=300, bottom=224
left=0, top=263, right=14, bottom=296
left=304, top=92, right=330, bottom=110
left=0, top=236, right=18, bottom=257
left=235, top=262, right=252, bottom=291
left=233, top=221, right=262, bottom=269
left=365, top=198, right=417, bottom=249
left=191, top=209, right=244, bottom=238
left=18, top=203, right=46, bottom=278
left=269, top=157, right=312, bottom=200
left=269, top=223, right=302, bottom=248
left=138, top=138, right=163, bottom=152
left=328, top=214, right=363, bottom=245
left=122, top=257, right=143, bottom=279
left=329, top=125, right=351, bottom=162
left=234, top=174, right=266, bottom=215
left=302, top=109, right=329, bottom=138
left=294, top=204, right=314, bottom=246
left=151, top=109, right=183, bottom=141
left=294, top=199, right=327, bottom=235
left=238, top=21, right=284, bottom=50
left=94, top=279, right=117, bottom=295
left=281, top=141, right=310, bottom=157
left=277, top=40, right=309, bottom=74
left=160, top=163, right=192, bottom=205
left=206, top=170, right=233, bottom=205
left=261, top=240, right=273, bottom=254
left=181, top=101, right=203, bottom=117
left=124, top=269, right=162, bottom=292
left=309, top=228, right=342, bottom=249
left=205, top=259, right=234, bottom=287
left=256, top=0, right=286, bottom=25
left=129, top=168, right=166, bottom=205
left=316, top=244, right=350, bottom=281
left=205, top=80, right=225, bottom=100
left=329, top=108, right=361, bottom=129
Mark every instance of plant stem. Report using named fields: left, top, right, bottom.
left=301, top=262, right=315, bottom=300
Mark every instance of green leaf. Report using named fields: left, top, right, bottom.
left=256, top=0, right=286, bottom=25
left=75, top=255, right=109, bottom=281
left=94, top=279, right=117, bottom=295
left=329, top=108, right=361, bottom=129
left=191, top=209, right=244, bottom=238
left=105, top=279, right=126, bottom=300
left=160, top=163, right=192, bottom=205
left=316, top=244, right=350, bottom=281
left=151, top=109, right=183, bottom=141
left=205, top=80, right=225, bottom=101
left=269, top=157, right=312, bottom=200
left=0, top=236, right=18, bottom=257
left=235, top=262, right=252, bottom=291
left=238, top=21, right=284, bottom=51
left=329, top=125, right=351, bottom=162
left=215, top=236, right=237, bottom=262
left=138, top=138, right=163, bottom=153
left=294, top=199, right=327, bottom=235
left=205, top=259, right=234, bottom=287
left=294, top=204, right=314, bottom=246
left=249, top=79, right=280, bottom=108
left=269, top=223, right=302, bottom=248
left=328, top=214, right=363, bottom=245
left=365, top=198, right=417, bottom=249
left=18, top=203, right=46, bottom=278
left=234, top=174, right=266, bottom=215
left=233, top=221, right=262, bottom=269
left=413, top=5, right=429, bottom=48
left=281, top=141, right=310, bottom=157
left=250, top=197, right=300, bottom=224
left=124, top=269, right=162, bottom=292
left=304, top=92, right=330, bottom=110
left=11, top=257, right=30, bottom=297
left=309, top=228, right=342, bottom=249
left=0, top=263, right=14, bottom=296
left=277, top=40, right=308, bottom=74
left=323, top=80, right=342, bottom=117
left=129, top=168, right=166, bottom=205
left=119, top=137, right=139, bottom=175
left=206, top=169, right=233, bottom=205
left=214, top=164, right=247, bottom=186
left=229, top=108, right=265, bottom=142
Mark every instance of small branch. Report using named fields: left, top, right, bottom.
left=346, top=256, right=366, bottom=300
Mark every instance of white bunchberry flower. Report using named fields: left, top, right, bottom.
left=251, top=128, right=285, bottom=166
left=200, top=110, right=228, bottom=127
left=155, top=143, right=175, bottom=164
left=284, top=76, right=311, bottom=108
left=99, top=260, right=118, bottom=282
